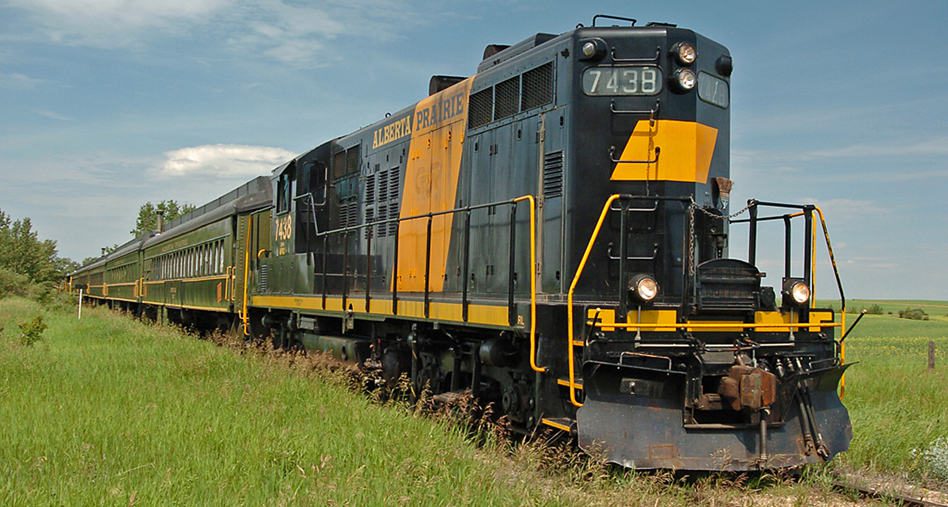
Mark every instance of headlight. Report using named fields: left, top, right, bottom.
left=790, top=282, right=810, bottom=304
left=673, top=68, right=696, bottom=91
left=674, top=42, right=697, bottom=65
left=782, top=278, right=810, bottom=306
left=629, top=274, right=659, bottom=303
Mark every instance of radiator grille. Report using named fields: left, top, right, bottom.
left=494, top=76, right=519, bottom=120
left=469, top=88, right=492, bottom=129
left=522, top=63, right=553, bottom=111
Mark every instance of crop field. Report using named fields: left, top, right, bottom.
left=830, top=300, right=948, bottom=486
left=1, top=295, right=945, bottom=504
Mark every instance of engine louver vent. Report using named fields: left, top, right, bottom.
left=257, top=264, right=269, bottom=292
left=365, top=173, right=376, bottom=205
left=543, top=151, right=564, bottom=198
left=522, top=63, right=553, bottom=111
left=339, top=198, right=359, bottom=229
left=469, top=88, right=492, bottom=129
left=387, top=167, right=400, bottom=236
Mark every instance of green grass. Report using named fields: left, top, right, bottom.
left=1, top=295, right=938, bottom=503
left=1, top=297, right=723, bottom=506
left=0, top=298, right=560, bottom=505
left=835, top=301, right=948, bottom=485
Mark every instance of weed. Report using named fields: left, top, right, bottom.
left=17, top=314, right=46, bottom=346
left=917, top=437, right=948, bottom=481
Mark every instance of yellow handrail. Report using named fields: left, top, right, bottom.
left=813, top=205, right=847, bottom=397
left=512, top=195, right=543, bottom=373
left=566, top=194, right=622, bottom=407
left=241, top=215, right=253, bottom=336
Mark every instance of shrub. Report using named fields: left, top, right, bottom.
left=0, top=268, right=31, bottom=299
left=898, top=308, right=929, bottom=321
left=864, top=304, right=884, bottom=315
left=17, top=315, right=47, bottom=346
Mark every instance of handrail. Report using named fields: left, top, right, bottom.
left=314, top=196, right=527, bottom=237
left=567, top=196, right=849, bottom=407
left=567, top=194, right=622, bottom=407
left=813, top=205, right=847, bottom=397
left=512, top=195, right=542, bottom=373
left=306, top=194, right=541, bottom=372
left=241, top=215, right=252, bottom=336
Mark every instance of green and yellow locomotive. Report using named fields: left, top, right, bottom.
left=71, top=16, right=851, bottom=470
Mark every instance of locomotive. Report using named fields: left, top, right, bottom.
left=70, top=15, right=852, bottom=470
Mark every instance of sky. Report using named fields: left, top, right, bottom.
left=1, top=0, right=946, bottom=299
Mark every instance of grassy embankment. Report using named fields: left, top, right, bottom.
left=830, top=299, right=948, bottom=485
left=0, top=297, right=548, bottom=505
left=1, top=297, right=723, bottom=506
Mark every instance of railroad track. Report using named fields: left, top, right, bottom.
left=832, top=473, right=948, bottom=506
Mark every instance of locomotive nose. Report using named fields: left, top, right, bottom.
left=577, top=358, right=852, bottom=470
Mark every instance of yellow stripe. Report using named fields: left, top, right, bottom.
left=251, top=294, right=511, bottom=328
left=540, top=418, right=572, bottom=432
left=395, top=78, right=473, bottom=293
left=611, top=120, right=718, bottom=183
left=165, top=303, right=230, bottom=313
left=143, top=275, right=229, bottom=284
left=104, top=296, right=138, bottom=303
left=587, top=308, right=837, bottom=333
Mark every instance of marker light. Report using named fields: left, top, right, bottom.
left=582, top=41, right=597, bottom=58
left=578, top=38, right=606, bottom=60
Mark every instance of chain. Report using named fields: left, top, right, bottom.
left=687, top=198, right=752, bottom=276
left=688, top=204, right=696, bottom=276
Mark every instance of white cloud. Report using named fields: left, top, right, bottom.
left=35, top=109, right=73, bottom=121
left=5, top=0, right=230, bottom=47
left=0, top=71, right=45, bottom=88
left=5, top=0, right=429, bottom=65
left=159, top=144, right=294, bottom=178
left=803, top=137, right=948, bottom=159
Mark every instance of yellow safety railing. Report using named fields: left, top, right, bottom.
left=566, top=194, right=622, bottom=407
left=813, top=205, right=847, bottom=397
left=512, top=195, right=542, bottom=374
left=565, top=197, right=848, bottom=408
left=241, top=215, right=253, bottom=336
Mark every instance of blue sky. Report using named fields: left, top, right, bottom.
left=1, top=0, right=946, bottom=299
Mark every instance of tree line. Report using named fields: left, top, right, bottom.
left=0, top=210, right=76, bottom=297
left=0, top=200, right=193, bottom=298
